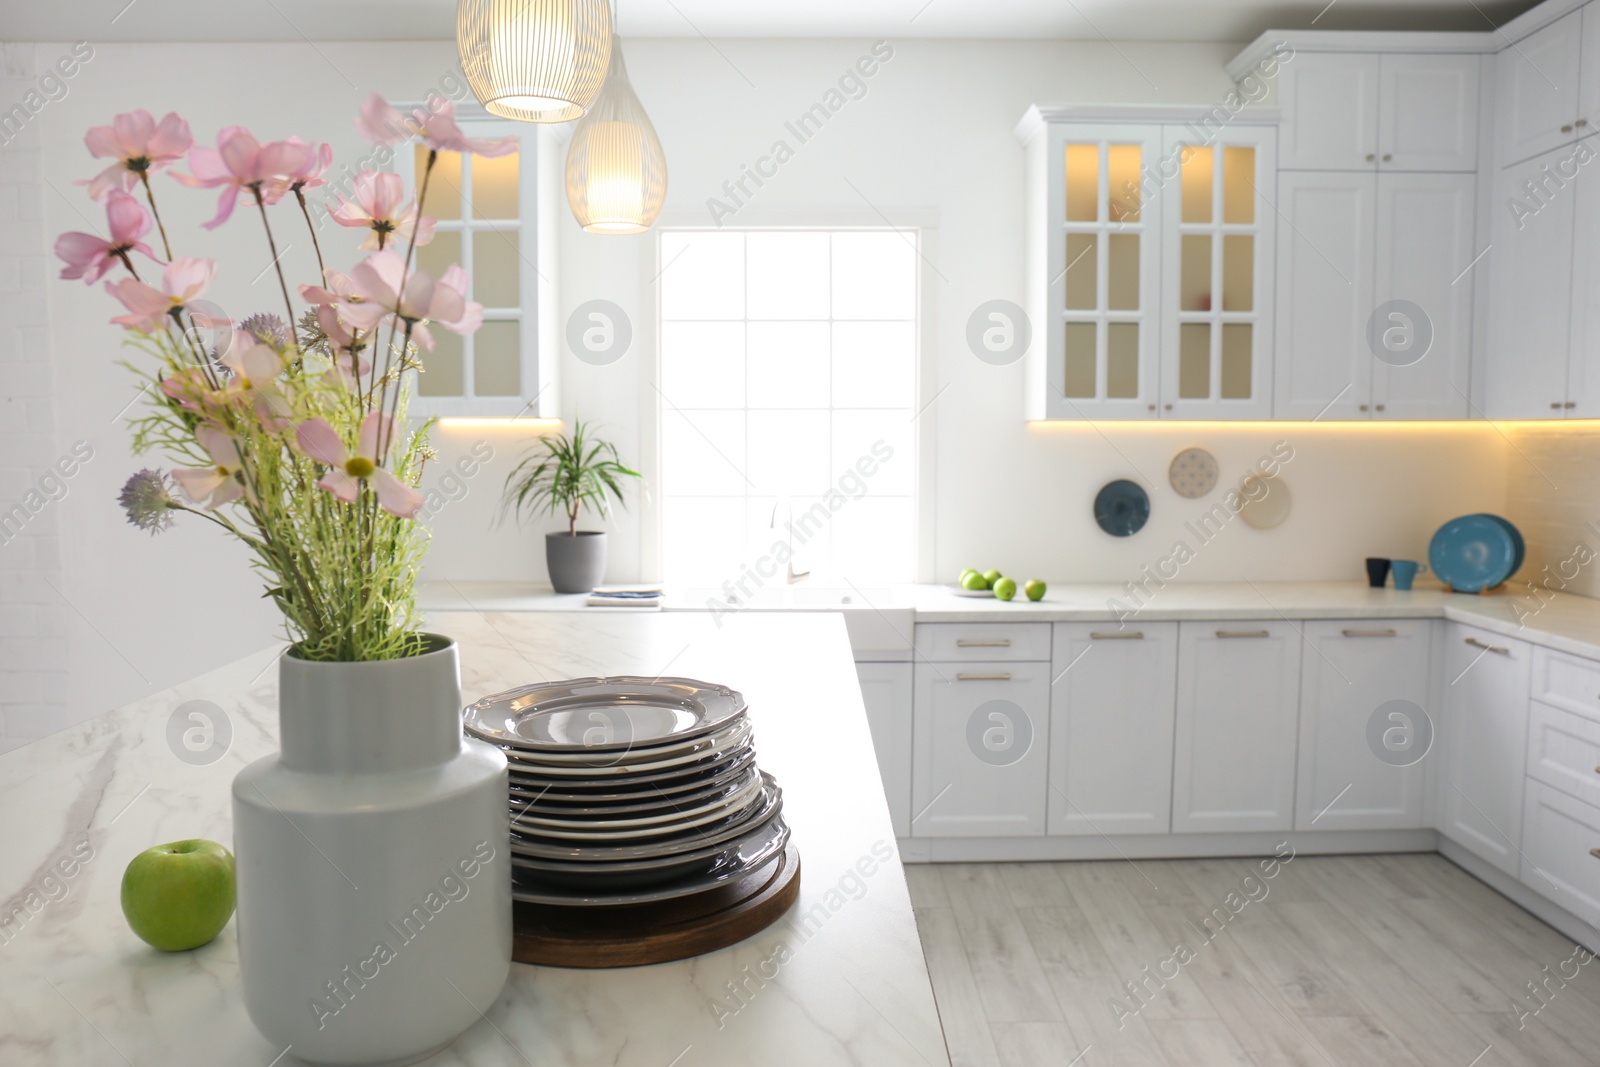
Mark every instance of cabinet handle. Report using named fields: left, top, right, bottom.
left=1366, top=152, right=1376, bottom=162
left=1090, top=631, right=1144, bottom=640
left=1593, top=765, right=1600, bottom=774
left=1464, top=637, right=1510, bottom=655
left=1148, top=403, right=1156, bottom=411
left=1375, top=403, right=1386, bottom=412
left=1359, top=403, right=1370, bottom=412
left=1165, top=403, right=1174, bottom=411
left=1382, top=153, right=1393, bottom=162
left=1566, top=401, right=1578, bottom=409
left=1342, top=628, right=1397, bottom=638
left=1563, top=124, right=1575, bottom=133
left=1216, top=629, right=1271, bottom=639
left=1590, top=847, right=1600, bottom=860
left=956, top=672, right=1011, bottom=681
left=1580, top=118, right=1591, bottom=128
left=956, top=639, right=1012, bottom=647
left=1552, top=401, right=1564, bottom=409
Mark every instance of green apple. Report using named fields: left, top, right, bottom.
left=121, top=839, right=236, bottom=952
left=961, top=570, right=990, bottom=591
left=958, top=568, right=979, bottom=587
left=982, top=569, right=1002, bottom=587
left=1025, top=579, right=1047, bottom=602
left=993, top=577, right=1018, bottom=601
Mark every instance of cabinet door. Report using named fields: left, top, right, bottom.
left=1273, top=171, right=1376, bottom=420
left=1567, top=137, right=1600, bottom=418
left=1520, top=780, right=1600, bottom=928
left=1173, top=622, right=1302, bottom=833
left=1046, top=123, right=1164, bottom=420
left=1159, top=126, right=1276, bottom=420
left=1497, top=10, right=1584, bottom=167
left=1278, top=52, right=1381, bottom=170
left=856, top=662, right=913, bottom=838
left=1294, top=621, right=1432, bottom=831
left=1371, top=172, right=1474, bottom=419
left=1048, top=622, right=1177, bottom=836
left=1437, top=624, right=1532, bottom=878
left=1378, top=54, right=1481, bottom=172
left=911, top=661, right=1049, bottom=837
left=1486, top=144, right=1577, bottom=419
left=1583, top=3, right=1600, bottom=135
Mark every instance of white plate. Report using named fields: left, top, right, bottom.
left=1238, top=473, right=1292, bottom=530
left=948, top=585, right=995, bottom=598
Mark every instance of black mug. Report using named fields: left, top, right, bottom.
left=1366, top=557, right=1391, bottom=588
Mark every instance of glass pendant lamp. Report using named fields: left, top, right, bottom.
left=456, top=0, right=613, bottom=123
left=565, top=38, right=667, bottom=234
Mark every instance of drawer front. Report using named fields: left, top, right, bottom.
left=1527, top=700, right=1600, bottom=810
left=1532, top=646, right=1600, bottom=721
left=1520, top=780, right=1600, bottom=928
left=914, top=622, right=1052, bottom=662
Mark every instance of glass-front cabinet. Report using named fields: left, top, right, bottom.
left=1019, top=109, right=1277, bottom=420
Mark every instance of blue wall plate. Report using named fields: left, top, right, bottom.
left=1094, top=479, right=1150, bottom=537
left=1429, top=514, right=1517, bottom=593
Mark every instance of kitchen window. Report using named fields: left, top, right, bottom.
left=655, top=228, right=920, bottom=588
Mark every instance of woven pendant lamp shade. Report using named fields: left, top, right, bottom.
left=565, top=42, right=666, bottom=234
left=456, top=0, right=613, bottom=123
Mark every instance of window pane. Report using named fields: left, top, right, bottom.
left=1107, top=145, right=1141, bottom=223
left=1224, top=147, right=1256, bottom=225
left=1222, top=235, right=1253, bottom=313
left=424, top=147, right=462, bottom=222
left=473, top=320, right=520, bottom=396
left=662, top=322, right=744, bottom=408
left=663, top=497, right=745, bottom=585
left=1107, top=233, right=1139, bottom=311
left=1221, top=324, right=1253, bottom=398
left=832, top=322, right=914, bottom=409
left=761, top=496, right=830, bottom=580
left=471, top=150, right=518, bottom=219
left=748, top=410, right=830, bottom=496
left=1179, top=322, right=1211, bottom=399
left=416, top=230, right=461, bottom=298
left=747, top=322, right=829, bottom=408
left=1065, top=233, right=1097, bottom=311
left=1107, top=323, right=1139, bottom=399
left=661, top=409, right=746, bottom=496
left=1064, top=321, right=1097, bottom=398
left=832, top=232, right=915, bottom=320
left=1065, top=144, right=1099, bottom=222
left=1181, top=146, right=1213, bottom=224
left=832, top=411, right=913, bottom=497
left=1181, top=234, right=1212, bottom=312
left=419, top=329, right=464, bottom=396
left=661, top=232, right=744, bottom=320
left=830, top=498, right=914, bottom=582
left=746, top=232, right=829, bottom=320
left=473, top=228, right=519, bottom=308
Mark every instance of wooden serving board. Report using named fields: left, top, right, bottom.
left=511, top=844, right=800, bottom=968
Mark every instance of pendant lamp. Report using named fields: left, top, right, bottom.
left=456, top=0, right=613, bottom=123
left=565, top=40, right=667, bottom=234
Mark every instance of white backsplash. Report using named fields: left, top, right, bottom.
left=1505, top=425, right=1600, bottom=601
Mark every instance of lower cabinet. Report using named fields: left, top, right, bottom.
left=1048, top=622, right=1178, bottom=835
left=911, top=660, right=1050, bottom=837
left=1437, top=623, right=1532, bottom=877
left=1173, top=621, right=1303, bottom=833
left=1520, top=780, right=1600, bottom=930
left=1294, top=620, right=1433, bottom=830
left=855, top=661, right=913, bottom=838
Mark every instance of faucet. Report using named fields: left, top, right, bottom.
left=768, top=499, right=811, bottom=585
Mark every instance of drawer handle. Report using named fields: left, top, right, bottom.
left=956, top=673, right=1012, bottom=681
left=1591, top=848, right=1600, bottom=860
left=1464, top=637, right=1510, bottom=655
left=1562, top=123, right=1575, bottom=133
left=956, top=639, right=1012, bottom=647
left=1216, top=630, right=1271, bottom=639
left=1342, top=628, right=1397, bottom=638
left=1090, top=631, right=1144, bottom=640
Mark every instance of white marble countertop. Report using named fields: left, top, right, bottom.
left=0, top=612, right=948, bottom=1067
left=422, top=580, right=1600, bottom=662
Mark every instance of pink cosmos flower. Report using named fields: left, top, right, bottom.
left=295, top=412, right=423, bottom=518
left=335, top=248, right=483, bottom=352
left=79, top=110, right=193, bottom=200
left=286, top=137, right=333, bottom=194
left=330, top=171, right=435, bottom=251
left=55, top=190, right=158, bottom=284
left=218, top=339, right=292, bottom=427
left=105, top=257, right=216, bottom=332
left=172, top=427, right=245, bottom=509
left=357, top=93, right=517, bottom=157
left=171, top=127, right=317, bottom=229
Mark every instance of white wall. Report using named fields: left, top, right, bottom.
left=11, top=36, right=1513, bottom=745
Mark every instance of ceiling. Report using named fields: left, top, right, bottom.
left=1, top=0, right=1547, bottom=43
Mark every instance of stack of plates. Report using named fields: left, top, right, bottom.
left=1429, top=513, right=1525, bottom=593
left=464, top=676, right=789, bottom=907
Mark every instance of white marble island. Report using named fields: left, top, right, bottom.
left=0, top=612, right=949, bottom=1067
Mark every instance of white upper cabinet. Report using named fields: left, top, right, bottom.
left=1378, top=54, right=1481, bottom=171
left=1497, top=9, right=1584, bottom=167
left=1278, top=53, right=1382, bottom=169
left=1566, top=130, right=1600, bottom=418
left=1278, top=52, right=1479, bottom=172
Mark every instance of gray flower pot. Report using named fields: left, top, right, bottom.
left=546, top=531, right=607, bottom=593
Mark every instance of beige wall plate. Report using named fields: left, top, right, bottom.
left=1168, top=447, right=1219, bottom=499
left=1238, top=473, right=1292, bottom=530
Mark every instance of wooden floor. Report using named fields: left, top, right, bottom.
left=907, top=853, right=1600, bottom=1067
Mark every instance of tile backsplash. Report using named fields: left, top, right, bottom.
left=1505, top=425, right=1600, bottom=601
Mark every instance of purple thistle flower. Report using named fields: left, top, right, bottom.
left=119, top=468, right=178, bottom=535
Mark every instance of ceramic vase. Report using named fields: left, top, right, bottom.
left=545, top=530, right=607, bottom=593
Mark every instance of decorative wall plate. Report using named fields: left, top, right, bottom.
left=1094, top=479, right=1151, bottom=537
left=1237, top=474, right=1292, bottom=530
left=1169, top=447, right=1219, bottom=499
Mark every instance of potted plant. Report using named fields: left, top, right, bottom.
left=59, top=97, right=516, bottom=1065
left=500, top=419, right=641, bottom=593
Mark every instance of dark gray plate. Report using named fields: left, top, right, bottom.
left=506, top=742, right=755, bottom=792
left=465, top=676, right=746, bottom=752
left=508, top=778, right=781, bottom=862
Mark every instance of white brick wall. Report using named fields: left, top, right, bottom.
left=0, top=43, right=66, bottom=754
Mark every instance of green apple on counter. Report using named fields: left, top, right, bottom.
left=993, top=577, right=1018, bottom=601
left=960, top=570, right=990, bottom=591
left=958, top=568, right=980, bottom=587
left=1025, top=579, right=1047, bottom=602
left=121, top=839, right=236, bottom=951
left=981, top=569, right=1002, bottom=587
